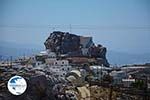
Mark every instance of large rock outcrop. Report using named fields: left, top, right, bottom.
left=44, top=31, right=109, bottom=66
left=44, top=31, right=81, bottom=55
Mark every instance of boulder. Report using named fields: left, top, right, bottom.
left=44, top=31, right=81, bottom=55
left=0, top=72, right=59, bottom=100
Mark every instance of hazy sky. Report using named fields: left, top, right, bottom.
left=0, top=0, right=150, bottom=54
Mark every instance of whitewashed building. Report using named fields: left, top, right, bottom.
left=90, top=66, right=111, bottom=80
left=80, top=36, right=94, bottom=56
left=110, top=71, right=127, bottom=85
left=48, top=60, right=72, bottom=78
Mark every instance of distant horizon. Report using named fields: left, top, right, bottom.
left=1, top=31, right=150, bottom=55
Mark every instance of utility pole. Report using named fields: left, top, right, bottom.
left=7, top=58, right=9, bottom=66
left=143, top=75, right=148, bottom=100
left=10, top=56, right=12, bottom=67
left=23, top=53, right=25, bottom=60
left=109, top=85, right=113, bottom=100
left=101, top=64, right=103, bottom=85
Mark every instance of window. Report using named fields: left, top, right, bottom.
left=62, top=68, right=64, bottom=71
left=55, top=62, right=57, bottom=65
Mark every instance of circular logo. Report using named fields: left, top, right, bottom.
left=7, top=75, right=27, bottom=95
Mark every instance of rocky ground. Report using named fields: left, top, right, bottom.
left=0, top=66, right=77, bottom=100
left=0, top=66, right=146, bottom=100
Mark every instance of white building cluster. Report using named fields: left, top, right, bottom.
left=35, top=50, right=72, bottom=78
left=46, top=59, right=72, bottom=78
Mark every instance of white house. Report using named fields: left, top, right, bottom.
left=110, top=71, right=127, bottom=85
left=48, top=60, right=72, bottom=78
left=80, top=36, right=94, bottom=56
left=90, top=66, right=111, bottom=80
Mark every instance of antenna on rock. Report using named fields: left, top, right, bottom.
left=52, top=27, right=55, bottom=32
left=49, top=25, right=55, bottom=32
left=69, top=24, right=72, bottom=33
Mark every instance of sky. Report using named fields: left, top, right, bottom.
left=0, top=0, right=150, bottom=54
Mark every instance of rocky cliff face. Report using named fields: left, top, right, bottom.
left=44, top=31, right=81, bottom=55
left=44, top=31, right=109, bottom=66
